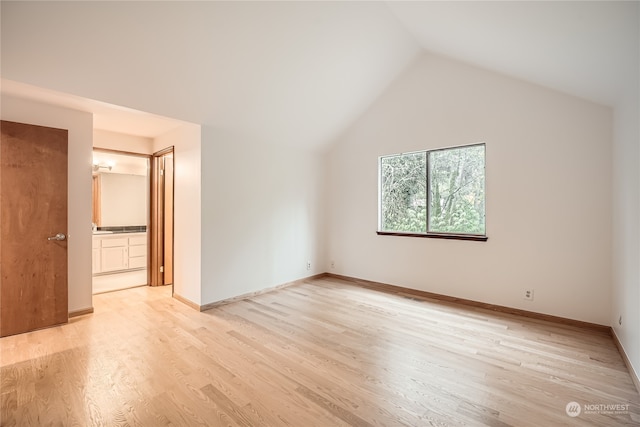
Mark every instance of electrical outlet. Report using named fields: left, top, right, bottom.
left=306, top=261, right=311, bottom=270
left=330, top=261, right=335, bottom=269
left=619, top=315, right=623, bottom=326
left=524, top=289, right=534, bottom=301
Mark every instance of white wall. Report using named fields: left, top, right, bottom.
left=99, top=173, right=148, bottom=226
left=611, top=69, right=640, bottom=379
left=327, top=53, right=613, bottom=325
left=94, top=129, right=153, bottom=154
left=611, top=0, right=640, bottom=385
left=1, top=94, right=93, bottom=313
left=153, top=123, right=202, bottom=305
left=200, top=128, right=326, bottom=304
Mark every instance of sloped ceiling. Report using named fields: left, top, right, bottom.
left=1, top=1, right=638, bottom=145
left=0, top=1, right=421, bottom=145
left=387, top=1, right=639, bottom=108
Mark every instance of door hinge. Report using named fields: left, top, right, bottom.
left=160, top=266, right=164, bottom=273
left=160, top=169, right=164, bottom=176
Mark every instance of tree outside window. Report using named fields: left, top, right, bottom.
left=379, top=144, right=485, bottom=238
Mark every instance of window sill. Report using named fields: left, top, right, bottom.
left=376, top=231, right=488, bottom=242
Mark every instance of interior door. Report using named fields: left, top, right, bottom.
left=163, top=153, right=174, bottom=285
left=150, top=148, right=174, bottom=287
left=0, top=120, right=68, bottom=337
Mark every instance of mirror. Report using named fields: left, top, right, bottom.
left=92, top=150, right=149, bottom=228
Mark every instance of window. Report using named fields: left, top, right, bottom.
left=378, top=143, right=486, bottom=241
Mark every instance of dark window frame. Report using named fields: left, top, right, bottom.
left=377, top=143, right=487, bottom=242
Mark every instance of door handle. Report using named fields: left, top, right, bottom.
left=47, top=233, right=66, bottom=241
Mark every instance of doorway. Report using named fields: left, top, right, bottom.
left=91, top=149, right=150, bottom=294
left=150, top=147, right=174, bottom=288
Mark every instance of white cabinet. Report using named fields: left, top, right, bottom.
left=92, top=237, right=101, bottom=274
left=128, top=236, right=147, bottom=269
left=101, top=246, right=129, bottom=272
left=92, top=233, right=147, bottom=275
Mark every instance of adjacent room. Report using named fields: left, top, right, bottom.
left=1, top=1, right=638, bottom=426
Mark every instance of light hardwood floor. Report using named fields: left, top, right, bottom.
left=1, top=277, right=638, bottom=426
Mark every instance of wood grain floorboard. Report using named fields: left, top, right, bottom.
left=1, top=277, right=638, bottom=426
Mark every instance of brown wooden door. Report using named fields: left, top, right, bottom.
left=0, top=120, right=68, bottom=337
left=150, top=148, right=174, bottom=287
left=163, top=153, right=174, bottom=286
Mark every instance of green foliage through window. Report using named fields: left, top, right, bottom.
left=380, top=144, right=485, bottom=236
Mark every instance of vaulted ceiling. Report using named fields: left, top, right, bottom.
left=388, top=1, right=638, bottom=108
left=1, top=1, right=638, bottom=147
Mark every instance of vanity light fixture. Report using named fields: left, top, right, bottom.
left=92, top=160, right=115, bottom=172
left=92, top=163, right=113, bottom=172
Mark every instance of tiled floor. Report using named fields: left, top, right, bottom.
left=92, top=269, right=147, bottom=294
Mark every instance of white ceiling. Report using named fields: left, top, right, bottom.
left=387, top=1, right=639, bottom=108
left=1, top=1, right=421, bottom=146
left=1, top=1, right=638, bottom=145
